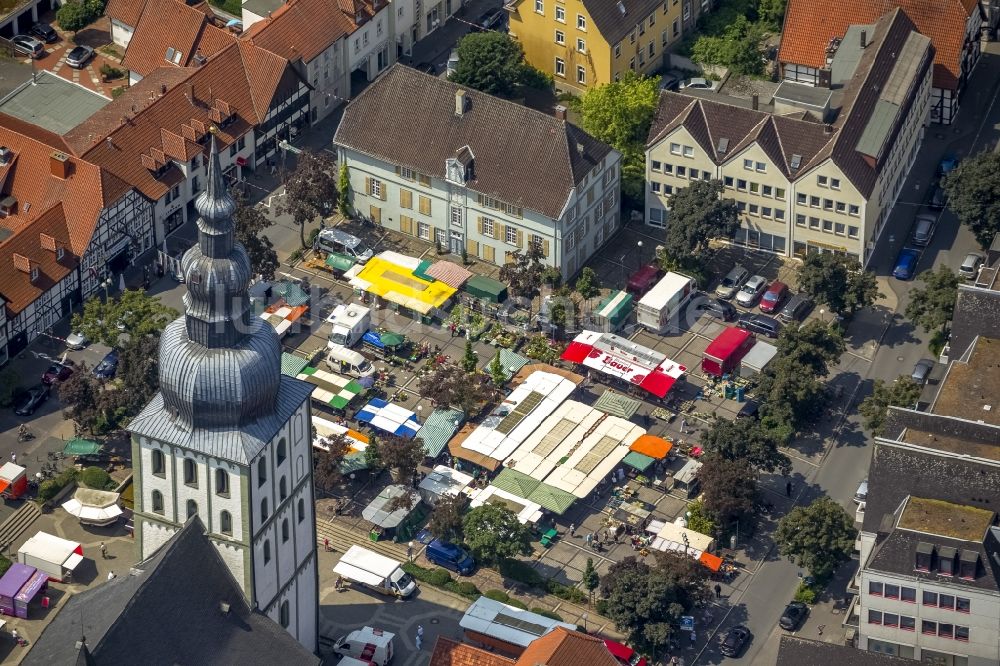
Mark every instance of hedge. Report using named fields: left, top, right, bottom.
left=38, top=468, right=79, bottom=502
left=484, top=589, right=527, bottom=609
left=498, top=559, right=587, bottom=603
left=532, top=607, right=564, bottom=621
left=402, top=562, right=480, bottom=600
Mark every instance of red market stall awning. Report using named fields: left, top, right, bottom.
left=560, top=331, right=686, bottom=399
left=704, top=327, right=754, bottom=361
left=699, top=551, right=723, bottom=572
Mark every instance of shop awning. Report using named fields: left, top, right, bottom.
left=270, top=281, right=310, bottom=307
left=525, top=483, right=577, bottom=515
left=63, top=439, right=101, bottom=456
left=622, top=451, right=655, bottom=472
left=491, top=468, right=541, bottom=499
left=362, top=485, right=420, bottom=528
left=279, top=352, right=310, bottom=377
left=325, top=252, right=356, bottom=273
left=593, top=390, right=642, bottom=418
left=356, top=398, right=421, bottom=438
left=560, top=330, right=685, bottom=399
left=61, top=498, right=124, bottom=524
left=463, top=275, right=508, bottom=303
left=699, top=551, right=723, bottom=572
left=297, top=367, right=366, bottom=409
left=350, top=254, right=456, bottom=314
left=596, top=290, right=634, bottom=323
left=0, top=480, right=10, bottom=495
left=630, top=434, right=672, bottom=459
left=415, top=408, right=465, bottom=458
left=425, top=261, right=473, bottom=288
left=480, top=349, right=528, bottom=382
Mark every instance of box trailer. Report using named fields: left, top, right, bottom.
left=0, top=463, right=28, bottom=500
left=637, top=272, right=697, bottom=334
left=18, top=532, right=84, bottom=582
left=333, top=545, right=416, bottom=598
left=702, top=327, right=755, bottom=378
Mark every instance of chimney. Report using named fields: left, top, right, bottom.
left=824, top=124, right=833, bottom=135
left=576, top=142, right=585, bottom=156
left=751, top=93, right=759, bottom=111
left=860, top=30, right=867, bottom=49
left=0, top=146, right=10, bottom=165
left=554, top=104, right=567, bottom=121
left=454, top=89, right=467, bottom=116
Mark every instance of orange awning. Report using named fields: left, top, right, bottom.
left=0, top=480, right=11, bottom=495
left=630, top=435, right=673, bottom=459
left=699, top=551, right=723, bottom=572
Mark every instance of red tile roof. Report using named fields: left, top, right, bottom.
left=105, top=0, right=146, bottom=28
left=244, top=0, right=356, bottom=64
left=0, top=205, right=78, bottom=315
left=778, top=0, right=975, bottom=89
left=429, top=638, right=515, bottom=666
left=514, top=628, right=620, bottom=666
left=121, top=0, right=236, bottom=77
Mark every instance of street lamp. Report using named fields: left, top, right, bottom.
left=637, top=240, right=643, bottom=269
left=101, top=277, right=113, bottom=301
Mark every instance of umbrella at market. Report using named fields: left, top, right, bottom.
left=356, top=375, right=376, bottom=389
left=356, top=398, right=421, bottom=438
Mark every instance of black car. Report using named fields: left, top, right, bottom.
left=29, top=22, right=58, bottom=43
left=478, top=8, right=506, bottom=30
left=93, top=349, right=120, bottom=379
left=779, top=602, right=808, bottom=630
left=736, top=313, right=782, bottom=339
left=929, top=185, right=947, bottom=211
left=720, top=625, right=751, bottom=657
left=736, top=399, right=759, bottom=420
left=14, top=385, right=50, bottom=416
left=696, top=297, right=737, bottom=322
left=777, top=293, right=812, bottom=324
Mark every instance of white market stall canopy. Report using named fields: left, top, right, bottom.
left=356, top=399, right=421, bottom=438
left=418, top=465, right=474, bottom=505
left=461, top=371, right=577, bottom=464
left=542, top=415, right=645, bottom=498
left=460, top=596, right=577, bottom=647
left=504, top=400, right=606, bottom=482
left=312, top=416, right=369, bottom=453
left=740, top=340, right=778, bottom=376
left=61, top=488, right=122, bottom=526
left=467, top=485, right=543, bottom=525
left=560, top=330, right=686, bottom=398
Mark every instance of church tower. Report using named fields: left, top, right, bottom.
left=128, top=133, right=318, bottom=652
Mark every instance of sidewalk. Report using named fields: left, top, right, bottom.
left=406, top=0, right=500, bottom=69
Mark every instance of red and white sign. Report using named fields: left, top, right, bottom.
left=562, top=330, right=685, bottom=398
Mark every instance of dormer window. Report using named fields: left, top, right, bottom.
left=959, top=550, right=978, bottom=580
left=56, top=247, right=65, bottom=262
left=914, top=541, right=933, bottom=572
left=30, top=266, right=39, bottom=282
left=938, top=546, right=957, bottom=577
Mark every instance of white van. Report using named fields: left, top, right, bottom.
left=327, top=346, right=376, bottom=378
left=332, top=627, right=395, bottom=666
left=334, top=546, right=416, bottom=598
left=315, top=229, right=374, bottom=262
left=637, top=271, right=697, bottom=334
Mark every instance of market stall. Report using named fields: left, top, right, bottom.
left=467, top=485, right=543, bottom=524
left=542, top=415, right=645, bottom=499
left=362, top=485, right=423, bottom=541
left=348, top=251, right=457, bottom=321
left=356, top=399, right=421, bottom=438
left=646, top=519, right=717, bottom=562
left=259, top=300, right=309, bottom=339
left=503, top=401, right=603, bottom=482
left=18, top=532, right=84, bottom=582
left=593, top=290, right=634, bottom=333
left=740, top=340, right=778, bottom=377
left=296, top=366, right=367, bottom=410
left=312, top=415, right=370, bottom=474
left=462, top=275, right=508, bottom=303
left=421, top=260, right=473, bottom=288
left=672, top=459, right=703, bottom=498
left=415, top=408, right=465, bottom=458
left=418, top=466, right=474, bottom=506
left=0, top=463, right=28, bottom=500
left=0, top=564, right=47, bottom=618
left=61, top=488, right=123, bottom=526
left=560, top=330, right=686, bottom=399
left=702, top=328, right=755, bottom=378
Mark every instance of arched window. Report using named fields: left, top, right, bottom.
left=215, top=468, right=229, bottom=497
left=279, top=476, right=288, bottom=501
left=183, top=458, right=197, bottom=486
left=151, top=449, right=165, bottom=476
left=186, top=499, right=197, bottom=519
left=260, top=498, right=269, bottom=521
left=257, top=458, right=267, bottom=487
left=151, top=490, right=164, bottom=514
left=277, top=438, right=287, bottom=465
left=296, top=455, right=304, bottom=477
left=263, top=539, right=271, bottom=564
left=220, top=510, right=233, bottom=535
left=297, top=498, right=305, bottom=524
left=279, top=601, right=290, bottom=628
left=282, top=518, right=289, bottom=543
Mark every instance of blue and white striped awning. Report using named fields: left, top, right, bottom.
left=356, top=398, right=421, bottom=438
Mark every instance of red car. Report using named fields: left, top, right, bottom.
left=759, top=280, right=788, bottom=314
left=603, top=638, right=648, bottom=666
left=626, top=264, right=663, bottom=296
left=41, top=361, right=74, bottom=385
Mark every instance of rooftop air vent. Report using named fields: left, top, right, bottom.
left=616, top=1, right=626, bottom=14
left=0, top=146, right=11, bottom=164
left=716, top=138, right=729, bottom=154
left=790, top=154, right=802, bottom=170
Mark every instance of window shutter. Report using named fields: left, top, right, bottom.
left=419, top=174, right=431, bottom=187
left=498, top=224, right=506, bottom=243
left=428, top=225, right=437, bottom=244
left=484, top=245, right=495, bottom=263
left=380, top=184, right=386, bottom=201
left=477, top=193, right=484, bottom=205
left=516, top=229, right=523, bottom=248
left=543, top=239, right=550, bottom=257
left=467, top=239, right=479, bottom=257
left=365, top=177, right=372, bottom=195
left=477, top=217, right=483, bottom=235
left=395, top=165, right=401, bottom=175
left=400, top=215, right=413, bottom=235
left=401, top=189, right=412, bottom=209
left=419, top=196, right=431, bottom=215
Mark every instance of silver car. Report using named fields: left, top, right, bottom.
left=958, top=252, right=985, bottom=279
left=911, top=358, right=934, bottom=385
left=735, top=275, right=767, bottom=307
left=66, top=45, right=94, bottom=69
left=912, top=213, right=937, bottom=246
left=715, top=265, right=749, bottom=300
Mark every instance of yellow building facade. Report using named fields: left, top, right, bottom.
left=508, top=0, right=684, bottom=93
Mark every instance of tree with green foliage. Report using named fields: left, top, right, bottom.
left=697, top=453, right=758, bottom=524
left=499, top=244, right=546, bottom=300
left=776, top=497, right=856, bottom=578
left=72, top=290, right=177, bottom=349
left=428, top=494, right=467, bottom=543
left=462, top=503, right=533, bottom=565
left=905, top=266, right=959, bottom=333
left=80, top=466, right=113, bottom=490
left=58, top=364, right=103, bottom=434
left=699, top=417, right=790, bottom=474
left=578, top=72, right=660, bottom=203
left=684, top=500, right=717, bottom=536
left=941, top=151, right=1000, bottom=247
left=278, top=149, right=337, bottom=247
left=757, top=0, right=787, bottom=28
left=450, top=32, right=529, bottom=98
left=776, top=320, right=846, bottom=377
left=418, top=361, right=495, bottom=413
left=691, top=15, right=767, bottom=76
left=797, top=253, right=880, bottom=315
left=548, top=301, right=568, bottom=332
left=600, top=555, right=709, bottom=660
left=0, top=368, right=20, bottom=408
left=461, top=340, right=478, bottom=373
left=575, top=267, right=601, bottom=303
left=234, top=197, right=279, bottom=281
left=57, top=0, right=91, bottom=32
left=313, top=433, right=352, bottom=492
left=487, top=351, right=507, bottom=386
left=337, top=162, right=353, bottom=218
left=583, top=558, right=600, bottom=604
left=663, top=179, right=740, bottom=261
left=106, top=335, right=160, bottom=419
left=372, top=434, right=426, bottom=484
left=858, top=376, right=923, bottom=435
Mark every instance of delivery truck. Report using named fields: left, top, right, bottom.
left=332, top=626, right=395, bottom=665
left=333, top=545, right=416, bottom=598
left=18, top=531, right=84, bottom=582
left=702, top=327, right=755, bottom=378
left=637, top=272, right=697, bottom=334
left=327, top=304, right=372, bottom=349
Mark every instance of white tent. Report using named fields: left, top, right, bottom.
left=503, top=401, right=603, bottom=481
left=468, top=485, right=543, bottom=525
left=460, top=596, right=576, bottom=648
left=62, top=488, right=123, bottom=526
left=542, top=415, right=645, bottom=498
left=418, top=466, right=474, bottom=506
left=740, top=340, right=778, bottom=376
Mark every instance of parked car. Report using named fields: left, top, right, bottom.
left=758, top=281, right=789, bottom=314
left=912, top=212, right=937, bottom=246
left=736, top=399, right=760, bottom=420
left=735, top=275, right=768, bottom=307
left=777, top=293, right=812, bottom=323
left=696, top=297, right=737, bottom=322
left=720, top=625, right=751, bottom=657
left=65, top=331, right=90, bottom=350
left=853, top=478, right=869, bottom=504
left=929, top=185, right=947, bottom=210
left=446, top=50, right=459, bottom=77
left=603, top=639, right=648, bottom=666
left=627, top=263, right=664, bottom=296
left=958, top=252, right=985, bottom=279
left=41, top=361, right=74, bottom=385
left=66, top=45, right=94, bottom=69
left=937, top=155, right=959, bottom=177
left=12, top=34, right=44, bottom=58
left=29, top=23, right=58, bottom=43
left=715, top=265, right=749, bottom=300
left=93, top=349, right=120, bottom=379
left=779, top=601, right=808, bottom=630
left=680, top=77, right=717, bottom=91
left=659, top=72, right=682, bottom=91
left=478, top=8, right=506, bottom=30
left=911, top=358, right=934, bottom=385
left=424, top=539, right=475, bottom=575
left=892, top=248, right=920, bottom=280
left=14, top=385, right=49, bottom=416
left=737, top=313, right=782, bottom=339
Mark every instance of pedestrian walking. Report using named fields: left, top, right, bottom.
left=786, top=481, right=793, bottom=497
left=585, top=533, right=593, bottom=548
left=690, top=631, right=696, bottom=645
left=616, top=468, right=625, bottom=483
left=680, top=418, right=688, bottom=434
left=407, top=542, right=414, bottom=562
left=107, top=571, right=116, bottom=581
left=569, top=524, right=576, bottom=537
left=10, top=452, right=15, bottom=464
left=415, top=625, right=424, bottom=650
left=100, top=542, right=107, bottom=559
left=714, top=583, right=722, bottom=599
